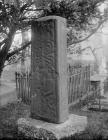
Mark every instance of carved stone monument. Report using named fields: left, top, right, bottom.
left=31, top=16, right=68, bottom=123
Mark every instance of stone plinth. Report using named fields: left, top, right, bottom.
left=31, top=16, right=68, bottom=123
left=17, top=114, right=87, bottom=140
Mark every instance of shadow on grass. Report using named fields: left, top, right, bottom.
left=61, top=135, right=104, bottom=140
left=14, top=134, right=105, bottom=140
left=1, top=101, right=108, bottom=140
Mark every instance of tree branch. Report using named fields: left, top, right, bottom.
left=24, top=8, right=45, bottom=11
left=21, top=1, right=34, bottom=12
left=6, top=41, right=31, bottom=60
left=68, top=18, right=108, bottom=46
left=0, top=38, right=8, bottom=47
left=4, top=56, right=22, bottom=68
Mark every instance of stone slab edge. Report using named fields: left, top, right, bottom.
left=17, top=114, right=87, bottom=139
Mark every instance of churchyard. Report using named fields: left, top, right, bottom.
left=0, top=15, right=108, bottom=139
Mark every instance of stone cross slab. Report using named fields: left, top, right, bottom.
left=31, top=16, right=68, bottom=123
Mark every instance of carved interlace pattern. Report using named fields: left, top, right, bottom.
left=31, top=20, right=58, bottom=122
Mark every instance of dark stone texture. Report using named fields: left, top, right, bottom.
left=31, top=16, right=68, bottom=123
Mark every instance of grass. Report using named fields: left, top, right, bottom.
left=0, top=101, right=108, bottom=139
left=0, top=101, right=30, bottom=139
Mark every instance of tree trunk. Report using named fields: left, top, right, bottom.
left=0, top=27, right=16, bottom=77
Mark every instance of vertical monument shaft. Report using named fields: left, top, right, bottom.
left=31, top=16, right=68, bottom=123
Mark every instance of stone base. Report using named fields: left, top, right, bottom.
left=17, top=114, right=87, bottom=139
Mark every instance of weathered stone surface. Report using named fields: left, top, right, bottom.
left=17, top=114, right=87, bottom=140
left=31, top=16, right=68, bottom=123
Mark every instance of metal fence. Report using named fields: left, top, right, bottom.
left=15, top=65, right=90, bottom=106
left=15, top=72, right=31, bottom=104
left=68, top=65, right=90, bottom=107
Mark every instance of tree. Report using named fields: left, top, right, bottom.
left=0, top=0, right=33, bottom=76
left=0, top=0, right=107, bottom=77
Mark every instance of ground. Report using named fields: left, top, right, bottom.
left=0, top=102, right=30, bottom=139
left=0, top=101, right=108, bottom=139
left=1, top=65, right=108, bottom=139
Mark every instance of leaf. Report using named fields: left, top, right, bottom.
left=10, top=5, right=18, bottom=15
left=20, top=4, right=28, bottom=13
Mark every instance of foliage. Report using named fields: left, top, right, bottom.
left=0, top=0, right=107, bottom=76
left=42, top=0, right=102, bottom=28
left=41, top=0, right=107, bottom=45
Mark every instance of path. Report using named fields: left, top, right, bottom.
left=0, top=79, right=17, bottom=106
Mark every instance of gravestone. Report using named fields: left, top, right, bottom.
left=31, top=16, right=68, bottom=123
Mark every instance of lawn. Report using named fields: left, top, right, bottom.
left=0, top=101, right=108, bottom=139
left=0, top=101, right=30, bottom=139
